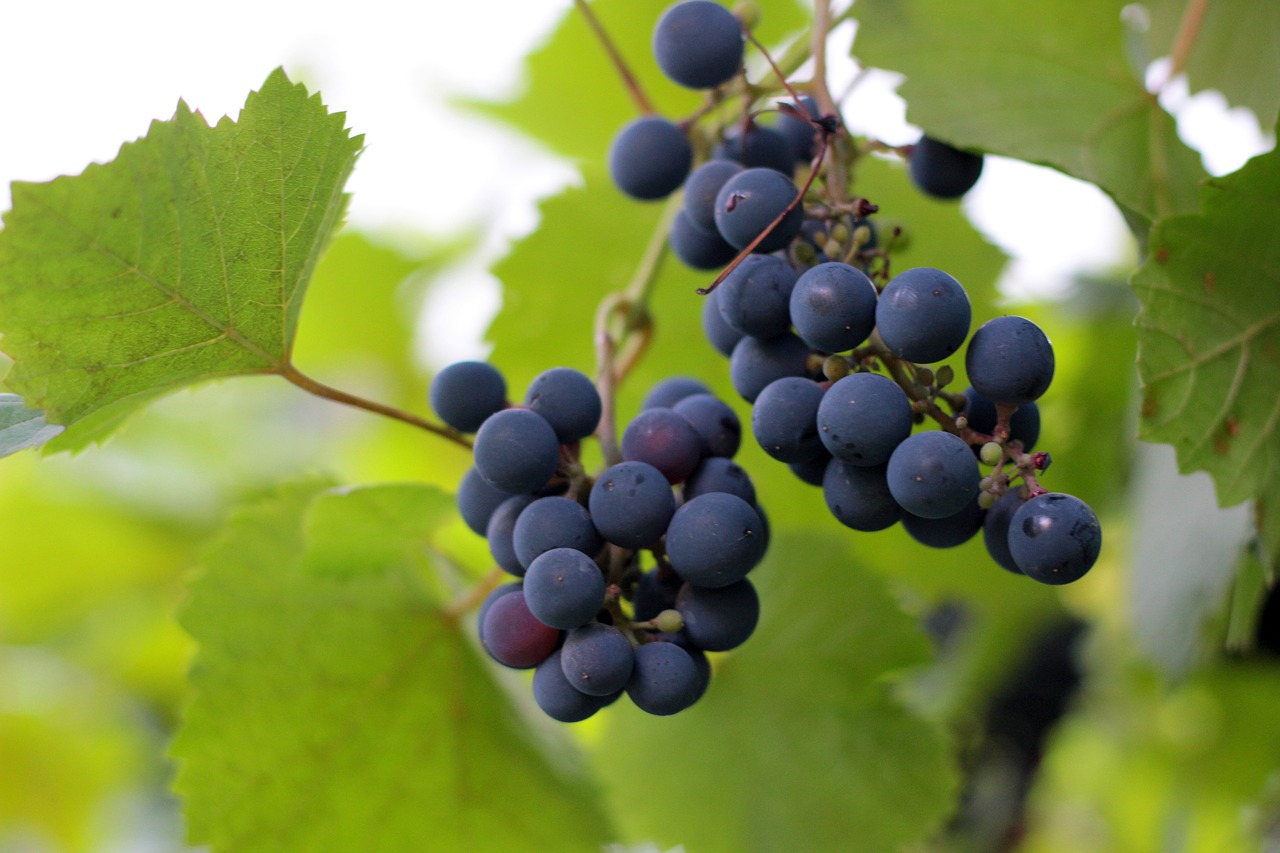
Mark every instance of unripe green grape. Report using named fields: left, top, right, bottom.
left=980, top=442, right=1003, bottom=466
left=823, top=355, right=851, bottom=381
left=656, top=609, right=685, bottom=633
left=978, top=490, right=998, bottom=510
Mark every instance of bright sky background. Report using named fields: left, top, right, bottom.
left=0, top=0, right=1271, bottom=364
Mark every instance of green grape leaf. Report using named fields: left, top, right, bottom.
left=0, top=394, right=63, bottom=456
left=172, top=484, right=614, bottom=853
left=1143, top=0, right=1280, bottom=125
left=1132, top=139, right=1280, bottom=520
left=0, top=68, right=362, bottom=444
left=598, top=533, right=958, bottom=853
left=854, top=0, right=1206, bottom=219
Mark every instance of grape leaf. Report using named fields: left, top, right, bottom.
left=0, top=68, right=361, bottom=444
left=172, top=484, right=614, bottom=853
left=0, top=393, right=63, bottom=456
left=1132, top=138, right=1280, bottom=522
left=854, top=0, right=1206, bottom=219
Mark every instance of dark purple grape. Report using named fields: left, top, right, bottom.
left=701, top=288, right=745, bottom=357
left=626, top=641, right=703, bottom=715
left=683, top=456, right=756, bottom=504
left=524, top=367, right=602, bottom=443
left=901, top=493, right=985, bottom=548
left=676, top=579, right=759, bottom=651
left=789, top=450, right=831, bottom=486
left=457, top=467, right=516, bottom=536
left=774, top=95, right=819, bottom=163
left=429, top=361, right=506, bottom=433
left=588, top=461, right=677, bottom=549
left=983, top=491, right=1026, bottom=574
left=561, top=622, right=635, bottom=696
left=909, top=136, right=984, bottom=200
left=673, top=393, right=741, bottom=458
left=789, top=262, right=878, bottom=353
left=608, top=116, right=692, bottom=200
left=822, top=459, right=901, bottom=532
left=1007, top=493, right=1101, bottom=585
left=961, top=388, right=1041, bottom=451
left=965, top=316, right=1055, bottom=405
left=621, top=407, right=705, bottom=484
left=816, top=372, right=913, bottom=466
left=642, top=376, right=712, bottom=410
left=533, top=649, right=620, bottom=722
left=524, top=548, right=607, bottom=630
left=652, top=0, right=744, bottom=90
left=473, top=408, right=561, bottom=494
left=714, top=167, right=804, bottom=253
left=481, top=590, right=560, bottom=669
left=729, top=332, right=814, bottom=402
left=665, top=492, right=766, bottom=588
left=886, top=431, right=981, bottom=519
left=875, top=268, right=971, bottom=364
left=716, top=254, right=798, bottom=339
left=670, top=210, right=739, bottom=270
left=751, top=376, right=826, bottom=463
left=487, top=495, right=537, bottom=576
left=714, top=124, right=794, bottom=174
left=476, top=581, right=522, bottom=635
left=512, top=496, right=602, bottom=570
left=684, top=159, right=745, bottom=232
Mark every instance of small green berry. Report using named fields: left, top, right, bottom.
left=980, top=442, right=1003, bottom=466
left=655, top=608, right=685, bottom=634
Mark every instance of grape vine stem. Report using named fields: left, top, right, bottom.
left=574, top=0, right=656, bottom=115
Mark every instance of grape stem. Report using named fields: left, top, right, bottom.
left=573, top=0, right=656, bottom=115
left=441, top=567, right=506, bottom=623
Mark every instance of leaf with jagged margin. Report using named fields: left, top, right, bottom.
left=1132, top=135, right=1280, bottom=563
left=0, top=68, right=361, bottom=447
left=172, top=484, right=614, bottom=853
left=854, top=0, right=1206, bottom=220
left=0, top=393, right=63, bottom=456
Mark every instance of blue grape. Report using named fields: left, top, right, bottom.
left=487, top=495, right=537, bottom=576
left=429, top=361, right=506, bottom=433
left=751, top=376, right=826, bottom=463
left=481, top=590, right=560, bottom=669
left=524, top=548, right=607, bottom=630
left=684, top=456, right=757, bottom=505
left=982, top=491, right=1026, bottom=574
left=908, top=136, right=984, bottom=200
left=875, top=268, right=971, bottom=363
left=670, top=210, right=739, bottom=270
left=714, top=124, right=794, bottom=174
left=533, top=649, right=619, bottom=722
left=589, top=461, right=677, bottom=549
left=816, top=372, right=913, bottom=466
left=643, top=376, right=712, bottom=410
left=701, top=288, right=745, bottom=358
left=652, top=0, right=743, bottom=90
left=716, top=254, right=799, bottom=339
left=789, top=450, right=831, bottom=487
left=729, top=332, right=813, bottom=402
left=666, top=492, right=766, bottom=588
left=789, top=262, right=878, bottom=353
left=561, top=622, right=635, bottom=696
left=524, top=367, right=602, bottom=443
left=473, top=408, right=562, bottom=494
left=512, top=496, right=603, bottom=570
left=621, top=407, right=705, bottom=484
left=457, top=466, right=516, bottom=536
left=608, top=116, right=692, bottom=200
left=901, top=493, right=985, bottom=548
left=886, top=431, right=981, bottom=519
left=965, top=316, right=1055, bottom=405
left=1007, top=493, right=1101, bottom=585
left=775, top=96, right=820, bottom=163
left=961, top=388, right=1041, bottom=451
left=676, top=579, right=759, bottom=651
left=626, top=641, right=703, bottom=715
left=685, top=159, right=745, bottom=232
left=632, top=568, right=682, bottom=623
left=714, top=167, right=804, bottom=253
left=822, top=459, right=901, bottom=532
left=672, top=393, right=741, bottom=458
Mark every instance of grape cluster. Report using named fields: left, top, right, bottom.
left=433, top=364, right=767, bottom=721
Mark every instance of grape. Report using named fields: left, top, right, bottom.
left=886, top=431, right=981, bottom=519
left=643, top=376, right=712, bottom=410
left=961, top=388, right=1041, bottom=451
left=533, top=649, right=619, bottom=723
left=822, top=459, right=901, bottom=532
left=524, top=367, right=602, bottom=443
left=524, top=548, right=607, bottom=630
left=626, top=641, right=703, bottom=716
left=473, top=408, right=562, bottom=494
left=672, top=393, right=741, bottom=458
left=608, top=116, right=693, bottom=200
left=676, top=579, right=759, bottom=651
left=901, top=493, right=985, bottom=548
left=665, top=492, right=766, bottom=588
left=684, top=159, right=744, bottom=232
left=714, top=167, right=804, bottom=253
left=632, top=568, right=682, bottom=622
left=481, top=590, right=560, bottom=669
left=652, top=0, right=744, bottom=90
left=714, top=124, right=794, bottom=174
left=908, top=136, right=984, bottom=200
left=701, top=288, right=745, bottom=357
left=670, top=210, right=739, bottom=270
left=729, top=332, right=813, bottom=402
left=487, top=495, right=537, bottom=576
left=589, top=461, right=677, bottom=549
left=561, top=622, right=635, bottom=696
left=429, top=361, right=506, bottom=433
left=965, top=316, right=1055, bottom=405
left=457, top=466, right=515, bottom=536
left=512, top=496, right=603, bottom=570
left=621, top=407, right=705, bottom=484
left=789, top=450, right=831, bottom=487
left=716, top=254, right=799, bottom=338
left=816, top=372, right=913, bottom=466
left=684, top=456, right=757, bottom=505
left=751, top=376, right=826, bottom=463
left=476, top=581, right=522, bottom=635
left=789, top=262, right=878, bottom=353
left=775, top=95, right=819, bottom=164
left=875, top=267, right=971, bottom=363
left=982, top=491, right=1026, bottom=574
left=1007, top=493, right=1101, bottom=585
